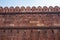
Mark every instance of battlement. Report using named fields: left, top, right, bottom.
left=0, top=6, right=60, bottom=13
left=0, top=6, right=60, bottom=40
left=0, top=6, right=60, bottom=27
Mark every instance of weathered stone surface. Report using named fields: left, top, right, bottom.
left=0, top=14, right=59, bottom=27
left=0, top=6, right=60, bottom=40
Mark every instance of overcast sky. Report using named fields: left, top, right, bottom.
left=0, top=0, right=60, bottom=7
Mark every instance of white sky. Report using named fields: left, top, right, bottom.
left=0, top=0, right=60, bottom=7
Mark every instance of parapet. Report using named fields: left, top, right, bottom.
left=0, top=6, right=60, bottom=13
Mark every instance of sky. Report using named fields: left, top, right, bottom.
left=0, top=0, right=60, bottom=7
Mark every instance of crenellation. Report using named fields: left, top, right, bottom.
left=49, top=6, right=54, bottom=12
left=9, top=6, right=15, bottom=13
left=0, top=6, right=60, bottom=40
left=0, top=6, right=60, bottom=27
left=43, top=6, right=49, bottom=12
left=37, top=6, right=42, bottom=12
left=20, top=6, right=25, bottom=12
left=15, top=6, right=20, bottom=12
left=3, top=7, right=9, bottom=13
left=54, top=6, right=59, bottom=12
left=25, top=6, right=31, bottom=12
left=32, top=6, right=37, bottom=12
left=0, top=7, right=3, bottom=13
left=0, top=6, right=60, bottom=13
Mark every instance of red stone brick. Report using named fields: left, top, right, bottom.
left=47, top=29, right=55, bottom=40
left=54, top=29, right=59, bottom=40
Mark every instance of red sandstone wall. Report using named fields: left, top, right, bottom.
left=0, top=13, right=60, bottom=27
left=0, top=6, right=60, bottom=40
left=0, top=6, right=60, bottom=27
left=0, top=29, right=60, bottom=40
